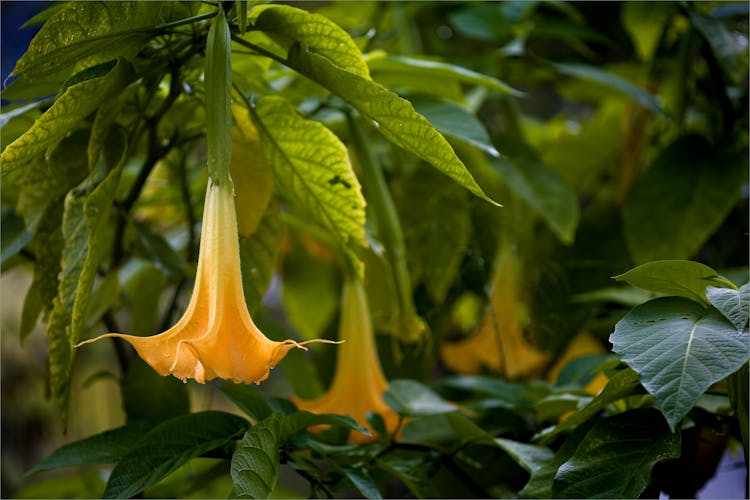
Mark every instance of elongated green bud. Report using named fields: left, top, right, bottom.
left=205, top=7, right=232, bottom=184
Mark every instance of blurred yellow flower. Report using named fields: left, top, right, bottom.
left=78, top=179, right=330, bottom=384
left=295, top=278, right=399, bottom=443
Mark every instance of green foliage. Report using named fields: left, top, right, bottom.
left=3, top=1, right=747, bottom=498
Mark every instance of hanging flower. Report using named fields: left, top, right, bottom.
left=77, top=179, right=332, bottom=384
left=441, top=247, right=550, bottom=379
left=295, top=278, right=399, bottom=443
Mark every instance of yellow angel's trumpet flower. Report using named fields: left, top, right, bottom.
left=295, top=278, right=399, bottom=443
left=78, top=179, right=332, bottom=384
left=441, top=246, right=550, bottom=379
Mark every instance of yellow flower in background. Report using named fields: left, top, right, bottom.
left=78, top=179, right=332, bottom=384
left=441, top=247, right=550, bottom=380
left=295, top=278, right=399, bottom=443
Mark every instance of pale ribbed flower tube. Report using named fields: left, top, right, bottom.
left=295, top=278, right=399, bottom=443
left=78, top=179, right=331, bottom=384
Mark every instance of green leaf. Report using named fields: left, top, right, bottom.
left=376, top=456, right=441, bottom=499
left=411, top=97, right=499, bottom=157
left=488, top=154, right=579, bottom=244
left=1, top=58, right=129, bottom=175
left=551, top=409, right=681, bottom=498
left=122, top=359, right=190, bottom=423
left=340, top=465, right=383, bottom=499
left=250, top=4, right=370, bottom=78
left=120, top=261, right=168, bottom=336
left=538, top=367, right=642, bottom=444
left=230, top=411, right=366, bottom=499
left=706, top=283, right=750, bottom=332
left=253, top=96, right=365, bottom=268
left=13, top=470, right=105, bottom=499
left=494, top=438, right=554, bottom=474
left=239, top=201, right=283, bottom=314
left=27, top=421, right=152, bottom=475
left=104, top=411, right=250, bottom=499
left=384, top=379, right=457, bottom=417
left=728, top=364, right=748, bottom=460
left=614, top=260, right=736, bottom=304
left=129, top=220, right=189, bottom=281
left=12, top=2, right=159, bottom=80
left=689, top=10, right=745, bottom=84
left=394, top=164, right=471, bottom=303
left=0, top=208, right=33, bottom=267
left=366, top=51, right=522, bottom=97
left=237, top=1, right=248, bottom=34
left=279, top=44, right=497, bottom=205
left=622, top=135, right=747, bottom=263
left=610, top=297, right=750, bottom=430
left=550, top=61, right=664, bottom=115
left=220, top=383, right=274, bottom=422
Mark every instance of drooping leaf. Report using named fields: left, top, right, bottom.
left=1, top=59, right=129, bottom=174
left=538, top=367, right=642, bottom=444
left=340, top=465, right=383, bottom=500
left=622, top=135, right=747, bottom=263
left=104, top=411, right=250, bottom=499
left=129, top=220, right=189, bottom=281
left=250, top=4, right=370, bottom=78
left=12, top=2, right=159, bottom=80
left=366, top=51, right=522, bottom=97
left=27, top=421, right=152, bottom=475
left=278, top=44, right=497, bottom=205
left=552, top=409, right=681, bottom=498
left=239, top=201, right=284, bottom=314
left=376, top=456, right=441, bottom=499
left=550, top=61, right=664, bottom=115
left=411, top=97, right=499, bottom=157
left=0, top=207, right=33, bottom=267
left=610, top=297, right=750, bottom=430
left=120, top=261, right=168, bottom=336
left=494, top=438, right=554, bottom=474
left=488, top=154, right=579, bottom=244
left=252, top=96, right=365, bottom=269
left=384, top=379, right=457, bottom=417
left=220, top=383, right=274, bottom=422
left=706, top=283, right=750, bottom=332
left=614, top=260, right=736, bottom=304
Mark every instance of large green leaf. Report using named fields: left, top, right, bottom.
left=250, top=4, right=369, bottom=78
left=252, top=96, right=365, bottom=269
left=488, top=154, right=579, bottom=244
left=552, top=409, right=680, bottom=498
left=230, top=411, right=365, bottom=499
left=104, top=411, right=250, bottom=499
left=384, top=379, right=457, bottom=417
left=366, top=51, right=521, bottom=97
left=277, top=43, right=497, bottom=205
left=622, top=135, right=747, bottom=263
left=706, top=283, right=750, bottom=332
left=550, top=61, right=664, bottom=115
left=1, top=59, right=129, bottom=174
left=614, top=260, right=736, bottom=305
left=27, top=422, right=152, bottom=475
left=494, top=438, right=554, bottom=474
left=11, top=2, right=160, bottom=80
left=610, top=297, right=750, bottom=430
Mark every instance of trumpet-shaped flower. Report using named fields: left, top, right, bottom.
left=441, top=247, right=550, bottom=379
left=295, top=278, right=399, bottom=443
left=78, top=179, right=329, bottom=384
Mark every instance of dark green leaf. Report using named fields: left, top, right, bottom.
left=488, top=154, right=579, bottom=244
left=27, top=421, right=152, bottom=475
left=376, top=456, right=441, bottom=499
left=239, top=201, right=283, bottom=314
left=550, top=61, right=664, bottom=115
left=1, top=59, right=129, bottom=174
left=122, top=359, right=190, bottom=423
left=340, top=465, right=383, bottom=499
left=120, top=261, right=168, bottom=336
left=494, top=438, right=554, bottom=474
left=129, top=220, right=189, bottom=281
left=0, top=208, right=33, bottom=266
left=104, top=411, right=250, bottom=499
left=551, top=409, right=681, bottom=498
left=706, top=283, right=749, bottom=331
left=384, top=379, right=457, bottom=417
left=555, top=355, right=613, bottom=387
left=689, top=10, right=745, bottom=84
left=253, top=96, right=365, bottom=269
left=728, top=364, right=748, bottom=460
left=622, top=135, right=747, bottom=263
left=538, top=367, right=642, bottom=444
left=280, top=44, right=497, bottom=205
left=614, top=260, right=735, bottom=304
left=220, top=383, right=274, bottom=422
left=610, top=297, right=750, bottom=430
left=438, top=375, right=527, bottom=405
